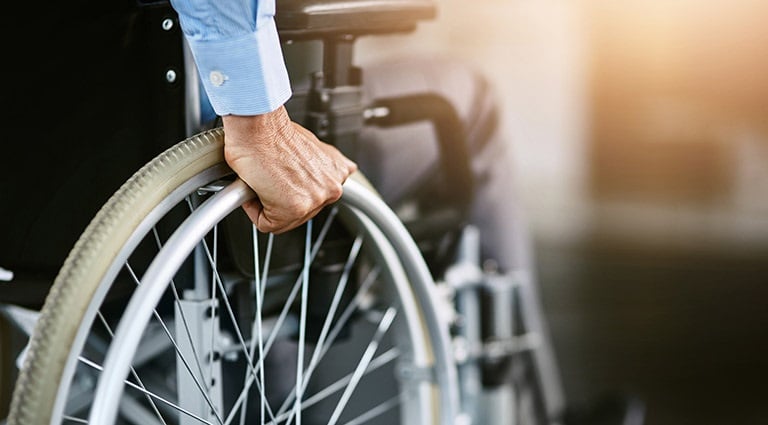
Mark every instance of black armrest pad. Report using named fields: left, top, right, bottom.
left=277, top=0, right=436, bottom=37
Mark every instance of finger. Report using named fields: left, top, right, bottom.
left=345, top=158, right=358, bottom=174
left=255, top=211, right=284, bottom=234
left=318, top=142, right=357, bottom=176
left=258, top=215, right=305, bottom=235
left=336, top=154, right=358, bottom=176
left=256, top=208, right=303, bottom=235
left=242, top=198, right=264, bottom=226
left=327, top=146, right=357, bottom=174
left=258, top=199, right=332, bottom=235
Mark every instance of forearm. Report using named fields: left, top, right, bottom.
left=168, top=0, right=356, bottom=234
left=169, top=0, right=292, bottom=115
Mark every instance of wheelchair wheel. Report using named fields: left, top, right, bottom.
left=8, top=128, right=458, bottom=425
left=1, top=315, right=12, bottom=418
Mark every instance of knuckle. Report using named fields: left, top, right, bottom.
left=292, top=197, right=315, bottom=216
left=327, top=182, right=343, bottom=201
left=323, top=182, right=344, bottom=204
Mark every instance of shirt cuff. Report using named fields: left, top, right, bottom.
left=185, top=19, right=292, bottom=116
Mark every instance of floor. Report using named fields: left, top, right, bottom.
left=536, top=233, right=768, bottom=425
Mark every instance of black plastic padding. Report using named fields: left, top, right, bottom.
left=276, top=0, right=437, bottom=38
left=366, top=94, right=475, bottom=213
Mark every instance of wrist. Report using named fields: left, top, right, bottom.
left=222, top=105, right=293, bottom=145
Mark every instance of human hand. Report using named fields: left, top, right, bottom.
left=222, top=106, right=358, bottom=234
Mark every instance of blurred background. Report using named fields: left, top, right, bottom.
left=357, top=1, right=768, bottom=424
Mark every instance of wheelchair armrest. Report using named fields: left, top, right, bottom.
left=277, top=0, right=437, bottom=39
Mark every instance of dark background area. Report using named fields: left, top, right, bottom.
left=537, top=238, right=768, bottom=425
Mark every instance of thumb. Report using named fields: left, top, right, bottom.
left=245, top=201, right=283, bottom=234
left=241, top=198, right=264, bottom=227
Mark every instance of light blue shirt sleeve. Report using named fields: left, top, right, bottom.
left=170, top=0, right=292, bottom=116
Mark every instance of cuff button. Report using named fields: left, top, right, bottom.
left=209, top=70, right=228, bottom=87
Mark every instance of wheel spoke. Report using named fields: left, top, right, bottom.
left=118, top=395, right=168, bottom=425
left=196, top=233, right=278, bottom=424
left=239, top=224, right=268, bottom=425
left=124, top=261, right=224, bottom=424
left=260, top=233, right=274, bottom=301
left=301, top=234, right=364, bottom=379
left=209, top=224, right=219, bottom=388
left=223, top=210, right=339, bottom=425
left=327, top=307, right=397, bottom=425
left=150, top=226, right=212, bottom=395
left=293, top=220, right=313, bottom=425
left=265, top=347, right=401, bottom=425
left=96, top=312, right=168, bottom=425
left=277, top=255, right=379, bottom=423
left=342, top=395, right=401, bottom=425
left=78, top=357, right=214, bottom=425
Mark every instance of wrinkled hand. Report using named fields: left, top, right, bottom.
left=222, top=106, right=357, bottom=234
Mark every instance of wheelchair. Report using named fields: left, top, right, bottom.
left=0, top=1, right=643, bottom=424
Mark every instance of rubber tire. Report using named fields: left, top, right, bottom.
left=8, top=129, right=226, bottom=425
